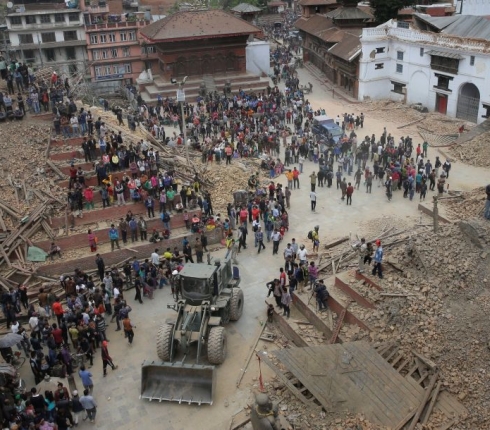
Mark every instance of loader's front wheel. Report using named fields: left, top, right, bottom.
left=156, top=323, right=176, bottom=362
left=229, top=288, right=244, bottom=321
left=207, top=326, right=226, bottom=365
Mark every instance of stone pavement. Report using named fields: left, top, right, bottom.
left=18, top=65, right=490, bottom=430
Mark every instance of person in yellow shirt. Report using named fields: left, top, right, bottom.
left=163, top=248, right=173, bottom=260
left=285, top=169, right=293, bottom=189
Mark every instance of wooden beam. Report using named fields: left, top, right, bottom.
left=46, top=160, right=66, bottom=179
left=407, top=372, right=439, bottom=430
left=324, top=236, right=349, bottom=250
left=330, top=307, right=346, bottom=344
left=0, top=201, right=20, bottom=220
left=421, top=380, right=442, bottom=425
left=0, top=246, right=12, bottom=268
left=412, top=350, right=438, bottom=370
left=236, top=322, right=268, bottom=388
left=0, top=210, right=7, bottom=232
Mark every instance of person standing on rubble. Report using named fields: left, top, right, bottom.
left=371, top=240, right=383, bottom=279
left=485, top=184, right=490, bottom=220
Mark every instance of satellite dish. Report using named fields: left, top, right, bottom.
left=6, top=2, right=13, bottom=8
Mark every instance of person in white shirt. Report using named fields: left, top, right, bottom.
left=113, top=286, right=120, bottom=301
left=151, top=249, right=160, bottom=265
left=297, top=245, right=307, bottom=265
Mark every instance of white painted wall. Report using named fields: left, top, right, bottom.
left=359, top=25, right=490, bottom=123
left=455, top=0, right=490, bottom=15
left=246, top=40, right=271, bottom=76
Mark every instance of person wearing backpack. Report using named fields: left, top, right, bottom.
left=314, top=280, right=329, bottom=311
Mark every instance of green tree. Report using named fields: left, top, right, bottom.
left=370, top=0, right=416, bottom=24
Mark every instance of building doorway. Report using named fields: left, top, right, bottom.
left=435, top=93, right=448, bottom=115
left=456, top=83, right=480, bottom=123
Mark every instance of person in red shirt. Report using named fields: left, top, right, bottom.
left=51, top=323, right=63, bottom=348
left=346, top=182, right=354, bottom=205
left=69, top=164, right=77, bottom=189
left=251, top=205, right=260, bottom=221
left=292, top=167, right=300, bottom=189
left=52, top=299, right=64, bottom=326
left=239, top=207, right=248, bottom=225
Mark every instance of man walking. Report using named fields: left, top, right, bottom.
left=371, top=240, right=383, bottom=279
left=256, top=226, right=266, bottom=253
left=309, top=172, right=317, bottom=192
left=271, top=229, right=281, bottom=255
left=80, top=389, right=97, bottom=423
left=78, top=366, right=94, bottom=393
left=108, top=224, right=121, bottom=251
left=353, top=238, right=367, bottom=273
left=95, top=254, right=105, bottom=282
left=346, top=182, right=354, bottom=205
left=122, top=315, right=135, bottom=345
left=101, top=340, right=117, bottom=377
left=310, top=190, right=317, bottom=212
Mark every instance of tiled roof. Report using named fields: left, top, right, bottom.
left=231, top=3, right=262, bottom=13
left=325, top=5, right=373, bottom=20
left=298, top=0, right=337, bottom=6
left=295, top=14, right=362, bottom=62
left=140, top=9, right=261, bottom=42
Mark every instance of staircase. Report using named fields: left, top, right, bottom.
left=139, top=72, right=270, bottom=103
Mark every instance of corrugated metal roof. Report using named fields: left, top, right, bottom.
left=426, top=50, right=464, bottom=60
left=414, top=13, right=490, bottom=41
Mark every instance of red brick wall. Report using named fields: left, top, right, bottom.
left=36, top=226, right=224, bottom=277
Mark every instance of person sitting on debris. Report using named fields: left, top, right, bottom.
left=48, top=242, right=62, bottom=260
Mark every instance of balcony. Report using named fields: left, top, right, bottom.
left=85, top=20, right=150, bottom=31
left=84, top=4, right=109, bottom=13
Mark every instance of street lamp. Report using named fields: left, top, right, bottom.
left=171, top=76, right=189, bottom=165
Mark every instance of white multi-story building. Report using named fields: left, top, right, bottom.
left=6, top=1, right=87, bottom=75
left=454, top=0, right=490, bottom=15
left=358, top=14, right=490, bottom=124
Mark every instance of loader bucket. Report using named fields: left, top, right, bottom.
left=140, top=361, right=216, bottom=405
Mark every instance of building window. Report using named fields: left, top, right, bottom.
left=101, top=50, right=109, bottom=59
left=55, top=13, right=64, bottom=23
left=23, top=49, right=35, bottom=62
left=100, top=33, right=107, bottom=43
left=397, top=51, right=404, bottom=61
left=95, top=66, right=102, bottom=76
left=92, top=50, right=99, bottom=60
left=470, top=55, right=475, bottom=66
left=42, top=32, right=56, bottom=43
left=25, top=15, right=36, bottom=24
left=397, top=21, right=409, bottom=29
left=122, top=47, right=130, bottom=57
left=68, top=13, right=79, bottom=22
left=420, top=47, right=424, bottom=57
left=124, top=63, right=131, bottom=73
left=396, top=63, right=403, bottom=73
left=66, top=47, right=76, bottom=60
left=434, top=74, right=452, bottom=91
left=375, top=47, right=385, bottom=54
left=40, top=15, right=51, bottom=24
left=430, top=55, right=459, bottom=75
left=120, top=32, right=127, bottom=41
left=142, top=46, right=155, bottom=55
left=108, top=33, right=116, bottom=42
left=111, top=48, right=118, bottom=58
left=105, top=65, right=112, bottom=75
left=64, top=31, right=77, bottom=41
left=375, top=63, right=384, bottom=70
left=391, top=81, right=406, bottom=94
left=128, top=31, right=136, bottom=41
left=10, top=16, right=22, bottom=25
left=45, top=49, right=56, bottom=62
left=90, top=34, right=98, bottom=44
left=19, top=34, right=34, bottom=44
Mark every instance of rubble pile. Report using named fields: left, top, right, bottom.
left=358, top=100, right=467, bottom=137
left=356, top=223, right=490, bottom=428
left=442, top=188, right=487, bottom=220
left=449, top=130, right=490, bottom=167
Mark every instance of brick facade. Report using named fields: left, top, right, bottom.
left=36, top=227, right=224, bottom=277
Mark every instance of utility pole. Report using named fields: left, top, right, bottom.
left=176, top=81, right=189, bottom=165
left=432, top=195, right=439, bottom=233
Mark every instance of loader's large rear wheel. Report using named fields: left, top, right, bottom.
left=156, top=323, right=175, bottom=362
left=207, top=326, right=226, bottom=365
left=229, top=288, right=244, bottom=321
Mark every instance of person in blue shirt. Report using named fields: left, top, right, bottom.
left=108, top=224, right=120, bottom=251
left=371, top=240, right=383, bottom=279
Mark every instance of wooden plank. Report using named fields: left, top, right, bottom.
left=324, top=236, right=349, bottom=249
left=421, top=381, right=442, bottom=425
left=274, top=343, right=419, bottom=426
left=258, top=351, right=323, bottom=410
left=330, top=307, right=346, bottom=344
left=46, top=160, right=66, bottom=179
left=412, top=350, right=438, bottom=370
left=229, top=409, right=250, bottom=430
left=236, top=322, right=268, bottom=388
left=407, top=372, right=439, bottom=430
left=0, top=201, right=20, bottom=220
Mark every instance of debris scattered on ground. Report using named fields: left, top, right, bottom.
left=450, top=130, right=490, bottom=167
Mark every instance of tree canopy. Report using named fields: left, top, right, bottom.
left=370, top=0, right=416, bottom=24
